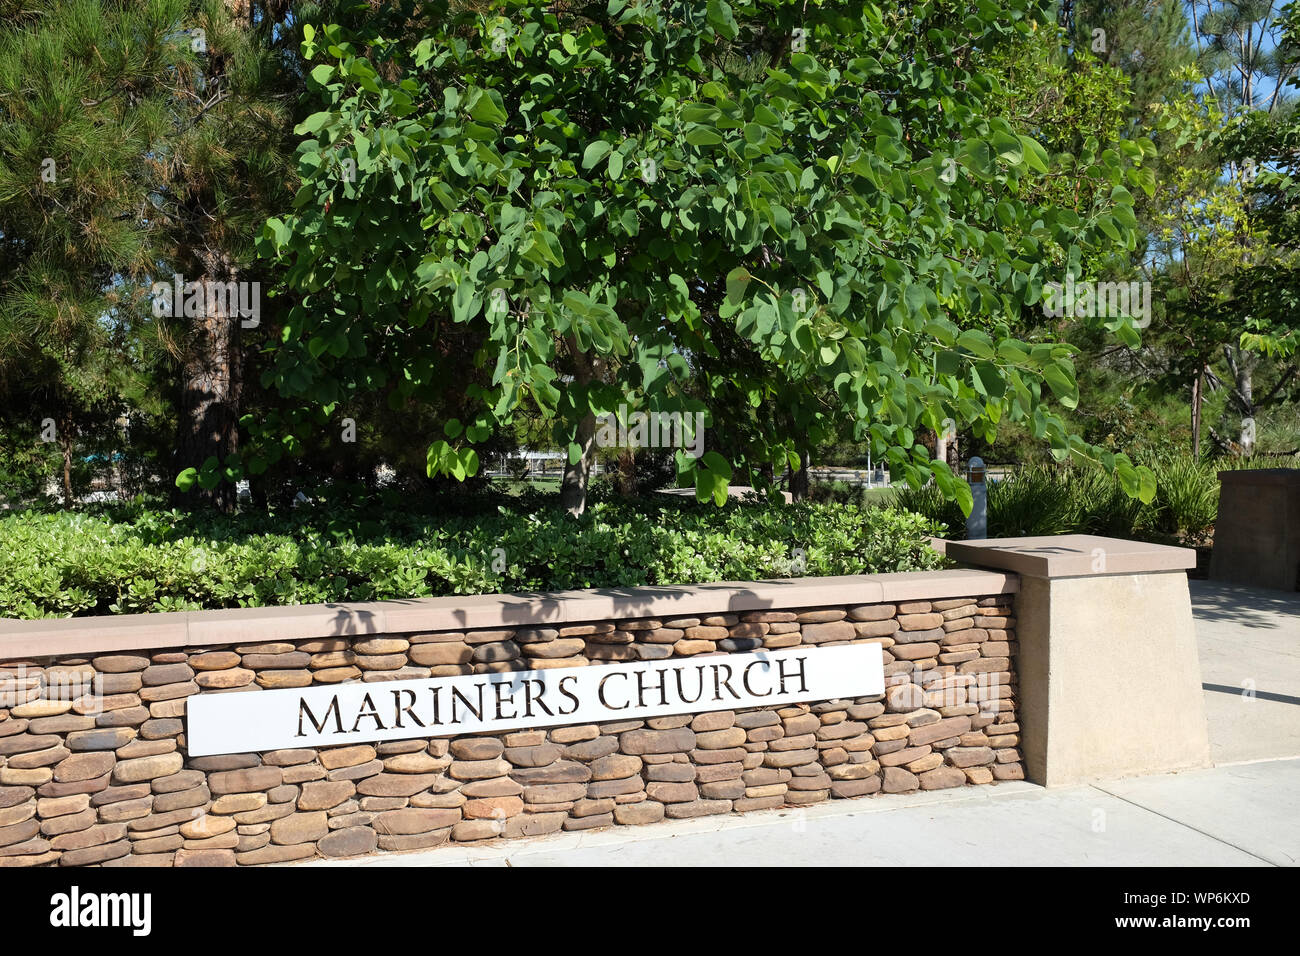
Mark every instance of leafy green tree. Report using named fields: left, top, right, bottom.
left=258, top=0, right=1159, bottom=517
left=1158, top=0, right=1300, bottom=455
left=1214, top=2, right=1300, bottom=444
left=1052, top=2, right=1300, bottom=460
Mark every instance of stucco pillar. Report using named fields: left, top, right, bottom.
left=944, top=535, right=1210, bottom=787
left=1209, top=469, right=1300, bottom=591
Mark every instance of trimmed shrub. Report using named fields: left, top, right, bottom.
left=0, top=496, right=948, bottom=619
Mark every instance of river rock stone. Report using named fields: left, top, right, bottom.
left=269, top=811, right=328, bottom=845
left=882, top=767, right=919, bottom=793
left=298, top=781, right=355, bottom=811
left=113, top=753, right=183, bottom=784
left=208, top=767, right=282, bottom=794
left=319, top=745, right=377, bottom=770
left=463, top=796, right=523, bottom=819
left=318, top=826, right=378, bottom=857
left=620, top=728, right=695, bottom=755
left=356, top=773, right=441, bottom=798
left=53, top=752, right=114, bottom=783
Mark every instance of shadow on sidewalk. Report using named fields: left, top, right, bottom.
left=1188, top=579, right=1300, bottom=629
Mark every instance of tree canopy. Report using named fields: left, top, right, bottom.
left=257, top=0, right=1159, bottom=514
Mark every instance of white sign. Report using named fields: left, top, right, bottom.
left=186, top=644, right=884, bottom=757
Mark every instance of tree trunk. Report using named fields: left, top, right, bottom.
left=617, top=448, right=637, bottom=496
left=1191, top=368, right=1202, bottom=459
left=59, top=415, right=74, bottom=508
left=1235, top=351, right=1256, bottom=458
left=560, top=410, right=598, bottom=516
left=559, top=338, right=602, bottom=517
left=173, top=255, right=243, bottom=512
left=790, top=449, right=810, bottom=501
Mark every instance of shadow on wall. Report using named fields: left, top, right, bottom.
left=367, top=578, right=846, bottom=636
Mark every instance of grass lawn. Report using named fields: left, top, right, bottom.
left=490, top=475, right=902, bottom=504
left=861, top=486, right=898, bottom=506
left=490, top=475, right=562, bottom=495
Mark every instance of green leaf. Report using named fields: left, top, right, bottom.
left=701, top=451, right=733, bottom=480
left=426, top=440, right=451, bottom=478
left=1042, top=364, right=1078, bottom=409
left=582, top=141, right=613, bottom=169
left=705, top=0, right=740, bottom=39
left=685, top=126, right=724, bottom=147
left=1136, top=466, right=1157, bottom=505
left=725, top=267, right=751, bottom=304
left=534, top=231, right=564, bottom=267
left=1115, top=461, right=1138, bottom=498
left=452, top=281, right=478, bottom=322
left=681, top=104, right=720, bottom=124
left=712, top=477, right=728, bottom=507
left=468, top=90, right=508, bottom=126
left=955, top=329, right=995, bottom=360
left=298, top=111, right=332, bottom=135
left=196, top=456, right=221, bottom=491
left=953, top=479, right=974, bottom=518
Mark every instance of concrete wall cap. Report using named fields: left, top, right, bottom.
left=943, top=534, right=1196, bottom=579
left=0, top=569, right=1017, bottom=661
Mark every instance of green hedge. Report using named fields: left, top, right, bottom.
left=0, top=496, right=947, bottom=619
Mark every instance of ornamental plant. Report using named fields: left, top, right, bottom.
left=249, top=0, right=1157, bottom=515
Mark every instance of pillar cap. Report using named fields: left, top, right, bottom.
left=943, top=534, right=1196, bottom=579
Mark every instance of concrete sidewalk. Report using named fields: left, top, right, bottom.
left=1190, top=580, right=1300, bottom=764
left=303, top=757, right=1299, bottom=867
left=300, top=578, right=1300, bottom=867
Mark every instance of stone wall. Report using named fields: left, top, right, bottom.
left=0, top=591, right=1020, bottom=866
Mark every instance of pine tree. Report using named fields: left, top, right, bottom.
left=1062, top=1, right=1198, bottom=128
left=1190, top=0, right=1298, bottom=114
left=0, top=0, right=186, bottom=504
left=149, top=0, right=300, bottom=511
left=1185, top=0, right=1298, bottom=455
left=0, top=1, right=309, bottom=509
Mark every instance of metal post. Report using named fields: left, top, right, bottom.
left=966, top=456, right=987, bottom=539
